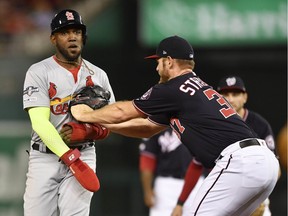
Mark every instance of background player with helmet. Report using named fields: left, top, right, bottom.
left=70, top=36, right=279, bottom=216
left=139, top=128, right=205, bottom=216
left=23, top=9, right=115, bottom=215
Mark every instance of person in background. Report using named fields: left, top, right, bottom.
left=217, top=75, right=276, bottom=216
left=139, top=128, right=205, bottom=216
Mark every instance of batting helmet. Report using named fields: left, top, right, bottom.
left=50, top=9, right=87, bottom=43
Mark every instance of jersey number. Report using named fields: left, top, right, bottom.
left=203, top=89, right=236, bottom=118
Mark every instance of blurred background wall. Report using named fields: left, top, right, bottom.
left=0, top=0, right=286, bottom=215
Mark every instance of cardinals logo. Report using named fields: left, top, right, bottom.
left=48, top=82, right=57, bottom=99
left=86, top=76, right=94, bottom=87
left=49, top=82, right=69, bottom=115
left=66, top=11, right=74, bottom=21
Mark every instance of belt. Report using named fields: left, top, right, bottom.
left=216, top=138, right=261, bottom=162
left=32, top=143, right=94, bottom=154
left=239, top=139, right=260, bottom=148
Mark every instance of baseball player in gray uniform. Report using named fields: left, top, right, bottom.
left=22, top=9, right=115, bottom=216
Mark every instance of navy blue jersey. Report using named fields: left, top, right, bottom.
left=133, top=72, right=257, bottom=168
left=244, top=109, right=275, bottom=151
left=139, top=128, right=192, bottom=178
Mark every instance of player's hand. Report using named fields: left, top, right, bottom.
left=70, top=104, right=93, bottom=121
left=171, top=205, right=183, bottom=216
left=143, top=189, right=155, bottom=208
left=60, top=148, right=100, bottom=192
left=60, top=122, right=110, bottom=145
left=60, top=124, right=73, bottom=143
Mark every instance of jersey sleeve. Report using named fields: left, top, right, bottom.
left=148, top=115, right=170, bottom=126
left=23, top=65, right=50, bottom=110
left=246, top=110, right=275, bottom=151
left=133, top=84, right=178, bottom=117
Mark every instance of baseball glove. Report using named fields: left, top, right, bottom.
left=70, top=85, right=111, bottom=110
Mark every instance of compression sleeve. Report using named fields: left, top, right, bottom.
left=177, top=159, right=203, bottom=205
left=28, top=107, right=69, bottom=157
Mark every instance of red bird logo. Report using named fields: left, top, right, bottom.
left=86, top=76, right=94, bottom=87
left=48, top=82, right=57, bottom=99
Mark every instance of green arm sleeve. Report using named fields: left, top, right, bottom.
left=28, top=107, right=69, bottom=157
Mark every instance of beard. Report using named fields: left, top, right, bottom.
left=56, top=43, right=82, bottom=62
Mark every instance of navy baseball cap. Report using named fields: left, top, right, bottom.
left=145, top=36, right=194, bottom=60
left=217, top=76, right=246, bottom=93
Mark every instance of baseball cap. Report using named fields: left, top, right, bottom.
left=217, top=76, right=246, bottom=93
left=145, top=35, right=194, bottom=60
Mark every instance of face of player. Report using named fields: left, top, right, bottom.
left=50, top=27, right=84, bottom=62
left=220, top=90, right=247, bottom=114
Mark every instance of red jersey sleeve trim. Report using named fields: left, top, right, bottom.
left=139, top=154, right=157, bottom=172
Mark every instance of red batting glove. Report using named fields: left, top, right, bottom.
left=61, top=122, right=110, bottom=144
left=60, top=148, right=100, bottom=192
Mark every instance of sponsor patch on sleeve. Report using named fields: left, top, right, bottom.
left=23, top=86, right=39, bottom=96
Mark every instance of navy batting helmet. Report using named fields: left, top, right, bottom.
left=50, top=9, right=87, bottom=43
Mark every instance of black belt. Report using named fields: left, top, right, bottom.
left=216, top=139, right=260, bottom=162
left=32, top=143, right=94, bottom=154
left=239, top=139, right=260, bottom=148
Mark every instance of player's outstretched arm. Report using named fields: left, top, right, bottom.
left=71, top=101, right=143, bottom=124
left=103, top=118, right=167, bottom=138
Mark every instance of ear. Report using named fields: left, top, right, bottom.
left=166, top=56, right=174, bottom=67
left=243, top=92, right=248, bottom=104
left=50, top=34, right=56, bottom=45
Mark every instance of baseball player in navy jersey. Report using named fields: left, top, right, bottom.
left=71, top=35, right=279, bottom=216
left=139, top=128, right=205, bottom=216
left=171, top=75, right=279, bottom=216
left=22, top=9, right=115, bottom=216
left=217, top=75, right=277, bottom=216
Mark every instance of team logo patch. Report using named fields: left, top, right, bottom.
left=225, top=77, right=236, bottom=86
left=23, top=86, right=39, bottom=96
left=66, top=11, right=74, bottom=20
left=140, top=88, right=153, bottom=100
left=49, top=82, right=57, bottom=99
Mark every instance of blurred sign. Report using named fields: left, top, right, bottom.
left=0, top=122, right=30, bottom=216
left=139, top=0, right=287, bottom=46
